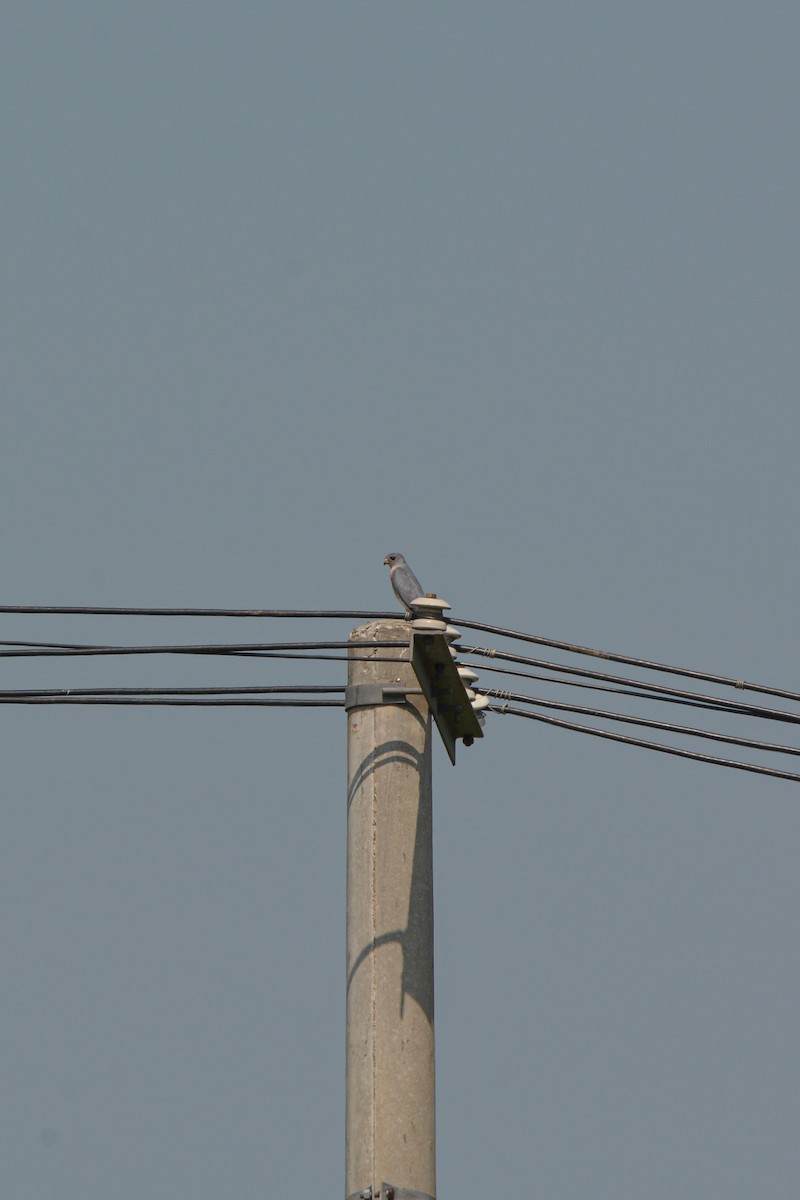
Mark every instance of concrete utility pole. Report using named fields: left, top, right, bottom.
left=345, top=620, right=436, bottom=1200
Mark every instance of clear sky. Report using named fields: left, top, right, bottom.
left=3, top=3, right=800, bottom=1196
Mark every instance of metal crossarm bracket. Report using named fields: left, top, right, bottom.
left=344, top=682, right=423, bottom=712
left=380, top=1185, right=435, bottom=1200
left=411, top=627, right=483, bottom=765
left=347, top=1187, right=435, bottom=1200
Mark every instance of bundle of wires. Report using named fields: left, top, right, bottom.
left=1, top=604, right=799, bottom=783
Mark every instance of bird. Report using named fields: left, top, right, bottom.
left=384, top=552, right=425, bottom=615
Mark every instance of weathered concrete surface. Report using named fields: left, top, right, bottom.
left=346, top=621, right=435, bottom=1200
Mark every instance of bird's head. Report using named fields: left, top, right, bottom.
left=383, top=553, right=406, bottom=567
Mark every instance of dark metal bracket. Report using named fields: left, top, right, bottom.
left=347, top=1186, right=435, bottom=1200
left=411, top=629, right=484, bottom=764
left=344, top=683, right=423, bottom=712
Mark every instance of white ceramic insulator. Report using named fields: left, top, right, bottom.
left=411, top=617, right=448, bottom=634
left=471, top=694, right=490, bottom=712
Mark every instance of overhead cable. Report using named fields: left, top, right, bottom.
left=0, top=696, right=344, bottom=707
left=456, top=617, right=800, bottom=705
left=474, top=661, right=754, bottom=716
left=461, top=646, right=800, bottom=726
left=0, top=640, right=400, bottom=659
left=0, top=640, right=98, bottom=650
left=0, top=686, right=345, bottom=699
left=4, top=603, right=798, bottom=704
left=0, top=647, right=413, bottom=668
left=480, top=688, right=800, bottom=758
left=488, top=705, right=800, bottom=784
left=0, top=606, right=398, bottom=619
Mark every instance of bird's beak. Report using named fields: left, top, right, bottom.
left=383, top=556, right=390, bottom=565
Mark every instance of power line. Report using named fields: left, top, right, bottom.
left=0, top=640, right=102, bottom=649
left=0, top=686, right=345, bottom=699
left=488, top=705, right=800, bottom=784
left=4, top=603, right=798, bottom=706
left=456, top=616, right=800, bottom=705
left=479, top=688, right=800, bottom=758
left=0, top=644, right=412, bottom=667
left=461, top=646, right=800, bottom=726
left=6, top=631, right=799, bottom=726
left=0, top=606, right=399, bottom=619
left=0, top=696, right=344, bottom=707
left=0, top=644, right=421, bottom=677
left=0, top=640, right=400, bottom=659
left=473, top=661, right=754, bottom=716
left=6, top=612, right=800, bottom=743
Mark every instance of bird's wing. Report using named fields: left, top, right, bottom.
left=392, top=563, right=424, bottom=605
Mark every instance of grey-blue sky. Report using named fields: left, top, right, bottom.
left=2, top=4, right=799, bottom=1197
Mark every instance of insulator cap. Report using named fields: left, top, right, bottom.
left=410, top=596, right=451, bottom=619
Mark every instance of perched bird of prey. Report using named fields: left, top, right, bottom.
left=384, top=552, right=425, bottom=615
